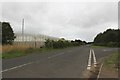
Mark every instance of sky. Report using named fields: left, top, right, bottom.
left=1, top=1, right=118, bottom=42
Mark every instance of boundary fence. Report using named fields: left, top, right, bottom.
left=14, top=33, right=59, bottom=48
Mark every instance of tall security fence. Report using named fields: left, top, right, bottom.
left=14, top=33, right=59, bottom=48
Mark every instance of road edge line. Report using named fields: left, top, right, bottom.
left=97, top=63, right=103, bottom=80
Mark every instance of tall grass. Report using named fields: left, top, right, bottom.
left=104, top=52, right=119, bottom=70
left=2, top=45, right=32, bottom=53
left=0, top=45, right=2, bottom=53
left=1, top=45, right=35, bottom=59
left=1, top=44, right=58, bottom=59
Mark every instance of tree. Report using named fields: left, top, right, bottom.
left=75, top=39, right=82, bottom=43
left=2, top=22, right=16, bottom=45
left=93, top=28, right=120, bottom=47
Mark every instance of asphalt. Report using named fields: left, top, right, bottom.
left=2, top=45, right=118, bottom=78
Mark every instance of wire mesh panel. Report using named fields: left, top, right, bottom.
left=14, top=34, right=59, bottom=48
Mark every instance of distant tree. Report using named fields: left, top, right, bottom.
left=45, top=38, right=86, bottom=49
left=60, top=38, right=65, bottom=41
left=94, top=28, right=120, bottom=47
left=44, top=39, right=53, bottom=48
left=2, top=22, right=16, bottom=45
left=82, top=41, right=87, bottom=44
left=75, top=39, right=82, bottom=43
left=94, top=33, right=103, bottom=44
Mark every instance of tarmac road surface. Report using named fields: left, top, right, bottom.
left=2, top=45, right=118, bottom=78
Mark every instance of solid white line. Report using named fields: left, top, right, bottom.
left=48, top=52, right=64, bottom=59
left=92, top=49, right=97, bottom=67
left=97, top=63, right=103, bottom=79
left=87, top=49, right=92, bottom=70
left=1, top=62, right=33, bottom=73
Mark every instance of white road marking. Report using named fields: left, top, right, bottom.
left=87, top=49, right=98, bottom=70
left=97, top=63, right=103, bottom=80
left=48, top=52, right=64, bottom=59
left=1, top=62, right=33, bottom=73
left=87, top=49, right=92, bottom=70
left=92, top=49, right=97, bottom=67
left=103, top=49, right=112, bottom=51
left=1, top=52, right=65, bottom=73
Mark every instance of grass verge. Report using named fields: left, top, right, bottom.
left=91, top=45, right=107, bottom=48
left=2, top=46, right=77, bottom=59
left=104, top=52, right=119, bottom=71
left=2, top=47, right=59, bottom=59
left=2, top=50, right=26, bottom=59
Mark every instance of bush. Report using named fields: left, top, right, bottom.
left=45, top=39, right=84, bottom=49
left=93, top=29, right=120, bottom=47
left=94, top=42, right=119, bottom=47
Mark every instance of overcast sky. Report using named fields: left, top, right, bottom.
left=2, top=2, right=118, bottom=42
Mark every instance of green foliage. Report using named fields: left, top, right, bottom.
left=2, top=50, right=25, bottom=59
left=104, top=52, right=119, bottom=69
left=94, top=29, right=120, bottom=47
left=1, top=22, right=16, bottom=45
left=45, top=39, right=86, bottom=49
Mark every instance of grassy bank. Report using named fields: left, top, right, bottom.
left=104, top=52, right=119, bottom=71
left=1, top=45, right=79, bottom=59
left=1, top=45, right=55, bottom=59
left=98, top=52, right=119, bottom=78
left=91, top=45, right=107, bottom=48
left=2, top=47, right=59, bottom=59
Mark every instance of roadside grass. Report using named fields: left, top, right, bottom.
left=104, top=52, right=119, bottom=71
left=2, top=47, right=57, bottom=59
left=2, top=45, right=33, bottom=59
left=2, top=45, right=78, bottom=59
left=2, top=50, right=26, bottom=59
left=2, top=45, right=31, bottom=53
left=91, top=45, right=107, bottom=48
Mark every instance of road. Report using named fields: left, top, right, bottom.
left=2, top=45, right=118, bottom=78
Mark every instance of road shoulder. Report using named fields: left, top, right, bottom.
left=99, top=52, right=119, bottom=78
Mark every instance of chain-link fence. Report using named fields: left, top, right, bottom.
left=14, top=33, right=59, bottom=48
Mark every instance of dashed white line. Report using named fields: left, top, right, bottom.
left=1, top=52, right=65, bottom=73
left=48, top=52, right=64, bottom=59
left=1, top=62, right=33, bottom=73
left=103, top=49, right=112, bottom=51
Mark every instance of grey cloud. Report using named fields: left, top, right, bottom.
left=2, top=2, right=118, bottom=42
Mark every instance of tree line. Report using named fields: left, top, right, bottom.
left=45, top=38, right=86, bottom=49
left=1, top=21, right=119, bottom=48
left=93, top=29, right=120, bottom=47
left=1, top=22, right=86, bottom=48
